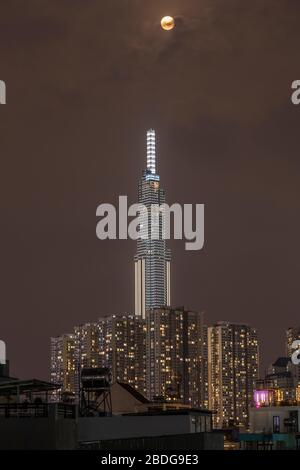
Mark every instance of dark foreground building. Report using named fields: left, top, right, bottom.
left=0, top=365, right=222, bottom=450
left=0, top=403, right=222, bottom=450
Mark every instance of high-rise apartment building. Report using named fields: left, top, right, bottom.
left=135, top=129, right=171, bottom=318
left=146, top=307, right=205, bottom=407
left=51, top=315, right=146, bottom=399
left=99, top=315, right=146, bottom=395
left=202, top=325, right=209, bottom=409
left=50, top=334, right=76, bottom=400
left=207, top=322, right=259, bottom=428
left=74, top=322, right=101, bottom=369
left=73, top=322, right=101, bottom=397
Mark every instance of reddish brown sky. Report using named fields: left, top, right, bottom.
left=1, top=0, right=300, bottom=379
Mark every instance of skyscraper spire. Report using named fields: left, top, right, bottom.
left=135, top=129, right=171, bottom=318
left=146, top=129, right=156, bottom=175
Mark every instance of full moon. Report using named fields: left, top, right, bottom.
left=161, top=16, right=175, bottom=31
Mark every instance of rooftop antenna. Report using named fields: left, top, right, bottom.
left=146, top=129, right=156, bottom=175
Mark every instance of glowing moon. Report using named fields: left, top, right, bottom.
left=161, top=16, right=175, bottom=31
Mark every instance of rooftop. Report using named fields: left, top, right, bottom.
left=122, top=408, right=212, bottom=417
left=116, top=382, right=150, bottom=404
left=0, top=379, right=60, bottom=396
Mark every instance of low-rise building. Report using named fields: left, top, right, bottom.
left=0, top=372, right=222, bottom=450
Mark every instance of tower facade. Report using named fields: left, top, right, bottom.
left=50, top=334, right=76, bottom=401
left=50, top=316, right=146, bottom=400
left=99, top=314, right=146, bottom=394
left=146, top=307, right=205, bottom=406
left=135, top=129, right=171, bottom=318
left=207, top=322, right=259, bottom=428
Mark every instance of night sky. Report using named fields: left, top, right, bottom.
left=1, top=0, right=300, bottom=379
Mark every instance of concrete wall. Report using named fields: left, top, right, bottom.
left=0, top=411, right=215, bottom=450
left=78, top=415, right=193, bottom=442
left=87, top=432, right=224, bottom=450
left=0, top=418, right=76, bottom=450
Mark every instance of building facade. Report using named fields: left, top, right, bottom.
left=50, top=334, right=76, bottom=400
left=99, top=315, right=146, bottom=395
left=134, top=129, right=171, bottom=318
left=146, top=307, right=206, bottom=407
left=207, top=322, right=259, bottom=428
left=255, top=357, right=297, bottom=407
left=51, top=315, right=146, bottom=399
left=286, top=327, right=300, bottom=386
left=74, top=322, right=101, bottom=370
left=286, top=327, right=300, bottom=357
left=73, top=322, right=101, bottom=397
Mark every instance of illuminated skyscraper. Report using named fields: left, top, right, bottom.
left=50, top=334, right=76, bottom=401
left=146, top=307, right=206, bottom=407
left=51, top=315, right=146, bottom=400
left=99, top=314, right=146, bottom=394
left=207, top=322, right=259, bottom=428
left=73, top=322, right=101, bottom=398
left=74, top=322, right=101, bottom=369
left=135, top=129, right=171, bottom=318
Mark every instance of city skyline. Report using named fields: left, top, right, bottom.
left=1, top=1, right=300, bottom=381
left=2, top=122, right=300, bottom=379
left=50, top=311, right=300, bottom=428
left=50, top=310, right=259, bottom=421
